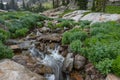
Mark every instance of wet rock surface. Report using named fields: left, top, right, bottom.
left=12, top=55, right=53, bottom=75
left=0, top=59, right=45, bottom=80
left=63, top=53, right=74, bottom=73
left=85, top=63, right=105, bottom=80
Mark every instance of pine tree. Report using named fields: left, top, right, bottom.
left=22, top=0, right=26, bottom=9
left=76, top=0, right=88, bottom=10
left=0, top=0, right=4, bottom=10
left=92, top=0, right=107, bottom=12
left=9, top=0, right=18, bottom=10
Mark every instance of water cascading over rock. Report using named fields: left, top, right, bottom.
left=29, top=44, right=65, bottom=80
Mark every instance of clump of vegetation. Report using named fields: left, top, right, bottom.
left=0, top=11, right=49, bottom=38
left=36, top=22, right=43, bottom=28
left=0, top=42, right=14, bottom=59
left=106, top=6, right=120, bottom=14
left=70, top=31, right=87, bottom=42
left=14, top=28, right=29, bottom=38
left=0, top=29, right=9, bottom=42
left=70, top=40, right=83, bottom=53
left=62, top=27, right=87, bottom=45
left=95, top=58, right=113, bottom=75
left=56, top=20, right=76, bottom=28
left=62, top=21, right=120, bottom=76
left=112, top=55, right=120, bottom=76
left=62, top=31, right=71, bottom=44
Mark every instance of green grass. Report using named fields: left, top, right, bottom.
left=106, top=6, right=120, bottom=14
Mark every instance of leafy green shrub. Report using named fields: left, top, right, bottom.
left=70, top=40, right=83, bottom=53
left=56, top=20, right=75, bottom=28
left=95, top=58, right=113, bottom=75
left=106, top=6, right=120, bottom=14
left=87, top=41, right=120, bottom=63
left=79, top=20, right=91, bottom=28
left=47, top=22, right=55, bottom=29
left=37, top=22, right=43, bottom=28
left=8, top=20, right=23, bottom=33
left=62, top=29, right=87, bottom=45
left=112, top=55, right=120, bottom=76
left=20, top=15, right=38, bottom=29
left=0, top=19, right=5, bottom=24
left=70, top=31, right=87, bottom=42
left=62, top=31, right=71, bottom=44
left=14, top=28, right=29, bottom=38
left=0, top=29, right=9, bottom=42
left=0, top=42, right=14, bottom=59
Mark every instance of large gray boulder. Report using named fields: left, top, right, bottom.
left=0, top=59, right=45, bottom=80
left=63, top=10, right=90, bottom=22
left=81, top=13, right=120, bottom=24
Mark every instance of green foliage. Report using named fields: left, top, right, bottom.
left=87, top=41, right=120, bottom=63
left=61, top=18, right=120, bottom=75
left=112, top=55, right=120, bottom=76
left=0, top=29, right=9, bottom=42
left=62, top=31, right=71, bottom=44
left=14, top=28, right=29, bottom=38
left=56, top=20, right=76, bottom=28
left=76, top=0, right=88, bottom=10
left=37, top=22, right=43, bottom=28
left=95, top=58, right=113, bottom=75
left=106, top=6, right=120, bottom=14
left=0, top=18, right=5, bottom=24
left=70, top=40, right=83, bottom=53
left=0, top=11, right=48, bottom=38
left=69, top=31, right=87, bottom=42
left=47, top=21, right=55, bottom=29
left=62, top=28, right=87, bottom=45
left=0, top=42, right=14, bottom=59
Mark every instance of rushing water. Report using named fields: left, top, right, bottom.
left=29, top=44, right=65, bottom=80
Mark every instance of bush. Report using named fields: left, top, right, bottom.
left=95, top=58, right=113, bottom=75
left=14, top=28, right=29, bottom=38
left=106, top=6, right=120, bottom=14
left=62, top=29, right=87, bottom=45
left=37, top=22, right=43, bottom=28
left=56, top=20, right=75, bottom=28
left=70, top=31, right=87, bottom=42
left=87, top=41, right=120, bottom=63
left=112, top=55, right=120, bottom=76
left=62, top=31, right=71, bottom=44
left=0, top=29, right=9, bottom=42
left=0, top=19, right=5, bottom=24
left=0, top=42, right=14, bottom=59
left=47, top=21, right=56, bottom=29
left=70, top=40, right=83, bottom=53
left=79, top=20, right=91, bottom=29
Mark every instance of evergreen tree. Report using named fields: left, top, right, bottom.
left=92, top=0, right=107, bottom=12
left=76, top=0, right=88, bottom=10
left=9, top=0, right=18, bottom=10
left=0, top=0, right=4, bottom=10
left=22, top=0, right=26, bottom=9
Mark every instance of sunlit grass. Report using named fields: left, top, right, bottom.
left=106, top=6, right=120, bottom=14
